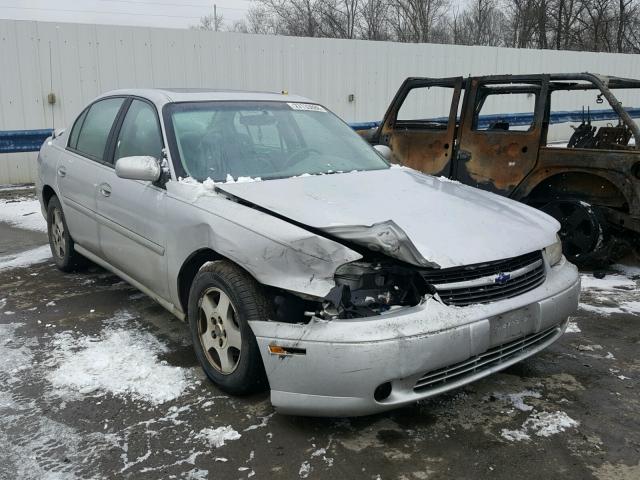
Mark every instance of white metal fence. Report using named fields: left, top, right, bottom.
left=1, top=18, right=640, bottom=184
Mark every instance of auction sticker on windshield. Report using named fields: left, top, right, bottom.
left=287, top=102, right=326, bottom=112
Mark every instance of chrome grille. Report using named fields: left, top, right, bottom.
left=413, top=325, right=560, bottom=392
left=421, top=251, right=545, bottom=306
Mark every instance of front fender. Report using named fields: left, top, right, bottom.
left=164, top=181, right=362, bottom=307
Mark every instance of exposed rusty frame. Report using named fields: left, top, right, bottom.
left=375, top=77, right=464, bottom=176
left=471, top=73, right=640, bottom=146
left=374, top=72, right=640, bottom=236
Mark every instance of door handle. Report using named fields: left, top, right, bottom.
left=57, top=166, right=66, bottom=177
left=99, top=183, right=112, bottom=197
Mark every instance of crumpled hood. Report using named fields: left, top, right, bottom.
left=217, top=168, right=560, bottom=268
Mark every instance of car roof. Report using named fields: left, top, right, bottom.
left=95, top=88, right=314, bottom=106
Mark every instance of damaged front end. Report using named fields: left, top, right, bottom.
left=264, top=255, right=434, bottom=324
left=321, top=260, right=432, bottom=319
left=267, top=220, right=438, bottom=322
left=322, top=220, right=439, bottom=269
left=315, top=219, right=441, bottom=319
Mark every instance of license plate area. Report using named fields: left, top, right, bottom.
left=489, top=304, right=538, bottom=345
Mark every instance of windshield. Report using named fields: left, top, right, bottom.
left=164, top=101, right=389, bottom=181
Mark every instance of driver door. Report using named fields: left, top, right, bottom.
left=95, top=98, right=169, bottom=298
left=376, top=77, right=463, bottom=177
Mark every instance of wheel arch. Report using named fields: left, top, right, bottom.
left=520, top=170, right=630, bottom=211
left=177, top=248, right=224, bottom=315
left=41, top=184, right=57, bottom=208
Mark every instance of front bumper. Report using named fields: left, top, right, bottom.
left=250, top=258, right=580, bottom=417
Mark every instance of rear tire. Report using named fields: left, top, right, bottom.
left=541, top=199, right=627, bottom=267
left=187, top=260, right=271, bottom=395
left=46, top=196, right=86, bottom=272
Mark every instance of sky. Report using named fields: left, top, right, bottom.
left=0, top=0, right=252, bottom=29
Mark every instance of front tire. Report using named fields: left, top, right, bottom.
left=46, top=196, right=86, bottom=272
left=188, top=260, right=271, bottom=395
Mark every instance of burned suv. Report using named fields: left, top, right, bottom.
left=362, top=73, right=640, bottom=265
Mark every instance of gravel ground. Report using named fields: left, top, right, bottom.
left=0, top=189, right=639, bottom=480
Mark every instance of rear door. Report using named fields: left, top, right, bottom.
left=454, top=77, right=548, bottom=195
left=95, top=97, right=169, bottom=298
left=59, top=97, right=126, bottom=255
left=375, top=77, right=463, bottom=177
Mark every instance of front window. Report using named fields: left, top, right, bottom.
left=115, top=99, right=163, bottom=162
left=164, top=101, right=389, bottom=181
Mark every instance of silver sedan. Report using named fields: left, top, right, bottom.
left=36, top=89, right=580, bottom=416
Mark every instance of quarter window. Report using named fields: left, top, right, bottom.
left=68, top=108, right=88, bottom=150
left=74, top=98, right=125, bottom=161
left=115, top=100, right=163, bottom=161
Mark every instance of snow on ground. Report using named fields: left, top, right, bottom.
left=0, top=198, right=46, bottom=232
left=48, top=311, right=193, bottom=404
left=196, top=426, right=242, bottom=448
left=501, top=410, right=579, bottom=442
left=0, top=245, right=51, bottom=271
left=579, top=301, right=640, bottom=316
left=0, top=184, right=33, bottom=192
left=494, top=390, right=541, bottom=412
left=565, top=320, right=581, bottom=333
left=612, top=263, right=640, bottom=277
left=0, top=323, right=33, bottom=380
left=580, top=273, right=636, bottom=290
left=0, top=322, right=123, bottom=479
left=579, top=269, right=640, bottom=317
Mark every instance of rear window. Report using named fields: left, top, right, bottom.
left=474, top=92, right=536, bottom=132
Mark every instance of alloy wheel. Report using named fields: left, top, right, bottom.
left=197, top=287, right=242, bottom=374
left=51, top=208, right=66, bottom=259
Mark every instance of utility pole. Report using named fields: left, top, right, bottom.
left=214, top=3, right=218, bottom=31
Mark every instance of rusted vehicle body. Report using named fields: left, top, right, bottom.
left=362, top=73, right=640, bottom=264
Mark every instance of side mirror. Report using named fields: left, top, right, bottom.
left=115, top=156, right=161, bottom=182
left=373, top=144, right=392, bottom=161
left=52, top=128, right=66, bottom=139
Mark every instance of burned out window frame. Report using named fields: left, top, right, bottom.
left=393, top=84, right=461, bottom=130
left=471, top=86, right=541, bottom=134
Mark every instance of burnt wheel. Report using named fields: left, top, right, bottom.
left=187, top=260, right=271, bottom=395
left=541, top=199, right=605, bottom=264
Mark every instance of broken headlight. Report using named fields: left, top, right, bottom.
left=326, top=261, right=429, bottom=318
left=544, top=235, right=563, bottom=266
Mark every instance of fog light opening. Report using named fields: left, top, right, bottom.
left=374, top=382, right=392, bottom=402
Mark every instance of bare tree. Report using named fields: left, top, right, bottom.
left=255, top=0, right=322, bottom=37
left=577, top=0, right=614, bottom=51
left=358, top=0, right=391, bottom=40
left=457, top=0, right=507, bottom=46
left=506, top=0, right=538, bottom=47
left=389, top=0, right=451, bottom=43
left=237, top=0, right=640, bottom=53
left=246, top=5, right=282, bottom=34
left=193, top=12, right=225, bottom=31
left=317, top=0, right=360, bottom=39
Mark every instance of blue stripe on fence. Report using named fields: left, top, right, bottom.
left=0, top=129, right=53, bottom=154
left=350, top=107, right=640, bottom=131
left=1, top=107, right=639, bottom=154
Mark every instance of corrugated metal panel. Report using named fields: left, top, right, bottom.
left=1, top=18, right=640, bottom=184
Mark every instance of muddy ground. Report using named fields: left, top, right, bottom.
left=0, top=189, right=639, bottom=480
